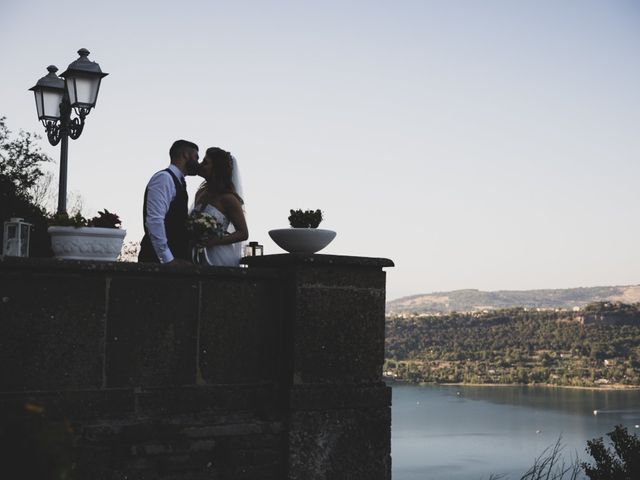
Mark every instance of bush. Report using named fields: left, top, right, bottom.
left=0, top=174, right=52, bottom=257
left=582, top=425, right=640, bottom=480
left=0, top=116, right=53, bottom=257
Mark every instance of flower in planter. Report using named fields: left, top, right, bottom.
left=288, top=209, right=323, bottom=228
left=48, top=211, right=88, bottom=228
left=88, top=209, right=122, bottom=229
left=269, top=209, right=334, bottom=254
left=48, top=209, right=122, bottom=229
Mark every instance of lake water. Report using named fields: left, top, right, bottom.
left=391, top=384, right=640, bottom=480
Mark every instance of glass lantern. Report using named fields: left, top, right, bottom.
left=243, top=241, right=263, bottom=257
left=2, top=218, right=32, bottom=257
left=29, top=65, right=65, bottom=121
left=60, top=48, right=109, bottom=110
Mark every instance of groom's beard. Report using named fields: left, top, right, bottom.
left=185, top=159, right=199, bottom=176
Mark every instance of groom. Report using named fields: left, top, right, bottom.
left=138, top=140, right=199, bottom=265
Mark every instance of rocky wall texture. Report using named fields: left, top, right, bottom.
left=0, top=254, right=392, bottom=479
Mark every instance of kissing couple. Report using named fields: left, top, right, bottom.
left=138, top=140, right=248, bottom=267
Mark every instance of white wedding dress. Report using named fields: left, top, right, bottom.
left=192, top=203, right=242, bottom=267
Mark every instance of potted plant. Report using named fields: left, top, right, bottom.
left=268, top=209, right=336, bottom=254
left=48, top=209, right=126, bottom=261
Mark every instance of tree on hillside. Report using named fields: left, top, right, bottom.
left=0, top=116, right=53, bottom=256
left=0, top=116, right=51, bottom=198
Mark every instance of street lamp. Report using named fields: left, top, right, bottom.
left=29, top=48, right=108, bottom=214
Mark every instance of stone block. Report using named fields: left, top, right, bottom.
left=119, top=422, right=186, bottom=444
left=106, top=276, right=199, bottom=387
left=199, top=279, right=279, bottom=384
left=134, top=385, right=279, bottom=416
left=288, top=407, right=391, bottom=480
left=295, top=264, right=388, bottom=290
left=291, top=286, right=385, bottom=383
left=73, top=445, right=113, bottom=480
left=289, top=384, right=391, bottom=410
left=218, top=463, right=282, bottom=480
left=0, top=272, right=105, bottom=391
left=0, top=389, right=135, bottom=421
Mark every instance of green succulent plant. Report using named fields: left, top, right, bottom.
left=288, top=209, right=323, bottom=228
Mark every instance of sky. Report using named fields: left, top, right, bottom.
left=1, top=0, right=639, bottom=300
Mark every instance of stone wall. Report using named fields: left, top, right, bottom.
left=0, top=254, right=393, bottom=479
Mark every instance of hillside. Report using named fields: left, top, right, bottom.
left=385, top=302, right=640, bottom=387
left=387, top=285, right=640, bottom=314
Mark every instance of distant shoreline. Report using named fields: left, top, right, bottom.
left=386, top=379, right=640, bottom=391
left=419, top=381, right=640, bottom=391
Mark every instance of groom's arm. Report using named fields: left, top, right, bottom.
left=144, top=172, right=175, bottom=263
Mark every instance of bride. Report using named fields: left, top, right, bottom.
left=192, top=147, right=248, bottom=266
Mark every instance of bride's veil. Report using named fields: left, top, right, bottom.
left=189, top=150, right=245, bottom=262
left=230, top=154, right=243, bottom=203
left=228, top=154, right=245, bottom=258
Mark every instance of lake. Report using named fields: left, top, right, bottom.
left=391, top=383, right=640, bottom=480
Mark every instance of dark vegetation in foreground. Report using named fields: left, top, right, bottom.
left=491, top=425, right=640, bottom=480
left=385, top=302, right=640, bottom=387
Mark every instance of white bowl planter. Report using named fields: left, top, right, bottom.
left=48, top=226, right=126, bottom=261
left=269, top=228, right=336, bottom=254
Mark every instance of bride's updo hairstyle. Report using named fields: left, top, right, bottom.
left=205, top=147, right=244, bottom=204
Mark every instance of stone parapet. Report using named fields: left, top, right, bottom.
left=0, top=254, right=392, bottom=479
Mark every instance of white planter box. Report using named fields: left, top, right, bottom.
left=48, top=226, right=126, bottom=261
left=268, top=228, right=336, bottom=254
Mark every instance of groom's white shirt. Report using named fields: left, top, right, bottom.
left=144, top=164, right=185, bottom=264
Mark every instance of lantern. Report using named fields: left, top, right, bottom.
left=2, top=218, right=32, bottom=257
left=60, top=48, right=109, bottom=110
left=243, top=241, right=263, bottom=257
left=29, top=65, right=65, bottom=121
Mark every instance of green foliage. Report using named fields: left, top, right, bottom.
left=0, top=117, right=52, bottom=257
left=48, top=209, right=122, bottom=229
left=386, top=304, right=640, bottom=386
left=0, top=116, right=52, bottom=198
left=48, top=212, right=88, bottom=228
left=582, top=425, right=640, bottom=480
left=288, top=209, right=323, bottom=228
left=0, top=117, right=53, bottom=256
left=518, top=438, right=581, bottom=480
left=88, top=209, right=121, bottom=229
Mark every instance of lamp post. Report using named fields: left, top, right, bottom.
left=29, top=48, right=108, bottom=214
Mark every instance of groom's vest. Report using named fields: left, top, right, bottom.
left=138, top=168, right=189, bottom=263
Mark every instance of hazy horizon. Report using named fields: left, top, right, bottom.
left=389, top=281, right=640, bottom=301
left=2, top=0, right=639, bottom=299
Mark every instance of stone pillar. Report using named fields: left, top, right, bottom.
left=243, top=254, right=394, bottom=480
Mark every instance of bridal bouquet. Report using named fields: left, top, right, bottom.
left=186, top=211, right=225, bottom=246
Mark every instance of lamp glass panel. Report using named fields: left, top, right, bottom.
left=34, top=91, right=44, bottom=118
left=42, top=89, right=63, bottom=120
left=19, top=224, right=30, bottom=257
left=67, top=75, right=100, bottom=107
left=3, top=224, right=18, bottom=256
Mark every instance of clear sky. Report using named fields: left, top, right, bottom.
left=1, top=0, right=639, bottom=300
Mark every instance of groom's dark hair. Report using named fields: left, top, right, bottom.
left=169, top=140, right=198, bottom=160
